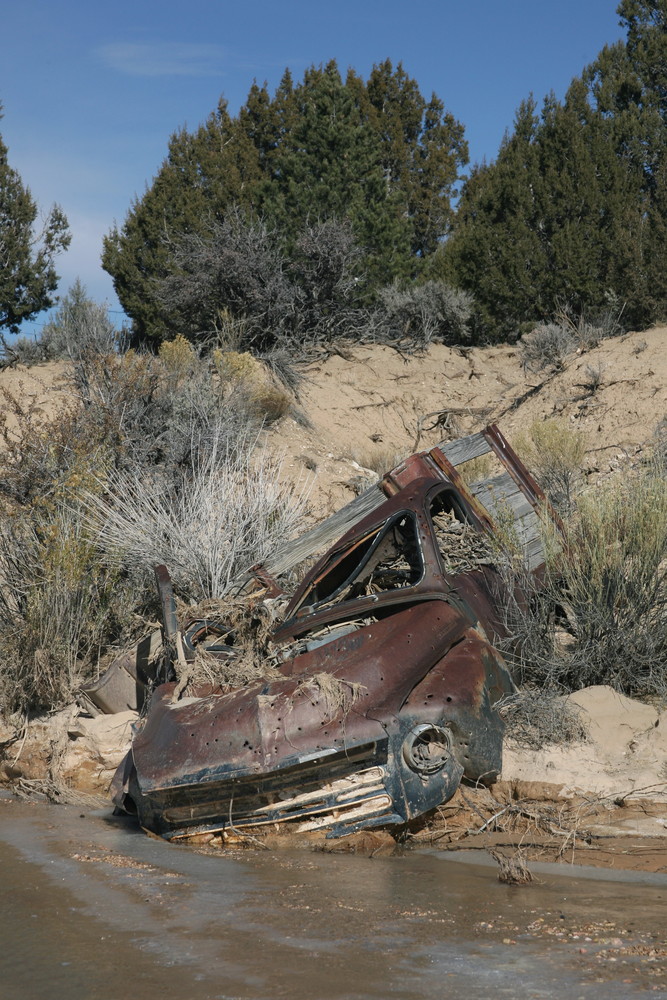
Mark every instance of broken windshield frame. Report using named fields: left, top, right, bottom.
left=290, top=510, right=426, bottom=617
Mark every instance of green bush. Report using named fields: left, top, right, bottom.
left=504, top=469, right=667, bottom=700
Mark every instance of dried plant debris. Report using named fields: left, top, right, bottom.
left=296, top=672, right=367, bottom=722
left=488, top=848, right=535, bottom=885
left=497, top=689, right=588, bottom=750
left=173, top=596, right=287, bottom=697
left=431, top=508, right=495, bottom=574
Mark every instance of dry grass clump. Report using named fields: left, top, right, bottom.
left=652, top=415, right=667, bottom=472
left=500, top=467, right=667, bottom=700
left=456, top=454, right=494, bottom=487
left=82, top=434, right=308, bottom=602
left=498, top=689, right=588, bottom=750
left=520, top=323, right=575, bottom=373
left=555, top=298, right=625, bottom=350
left=520, top=301, right=624, bottom=373
left=213, top=349, right=292, bottom=424
left=514, top=419, right=586, bottom=515
left=351, top=444, right=404, bottom=478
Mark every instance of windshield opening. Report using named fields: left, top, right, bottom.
left=297, top=512, right=424, bottom=613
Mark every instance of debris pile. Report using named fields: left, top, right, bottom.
left=431, top=507, right=496, bottom=574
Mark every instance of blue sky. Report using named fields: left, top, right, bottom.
left=1, top=0, right=626, bottom=334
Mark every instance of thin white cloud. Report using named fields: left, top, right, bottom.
left=98, top=42, right=226, bottom=77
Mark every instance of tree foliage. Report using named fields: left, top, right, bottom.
left=102, top=60, right=468, bottom=344
left=444, top=0, right=667, bottom=338
left=0, top=105, right=70, bottom=333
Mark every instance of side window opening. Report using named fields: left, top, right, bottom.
left=298, top=513, right=424, bottom=613
left=429, top=490, right=495, bottom=575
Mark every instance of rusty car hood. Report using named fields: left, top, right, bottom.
left=131, top=600, right=470, bottom=793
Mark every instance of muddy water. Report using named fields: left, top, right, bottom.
left=0, top=798, right=666, bottom=1000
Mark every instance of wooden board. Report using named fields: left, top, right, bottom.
left=235, top=429, right=545, bottom=590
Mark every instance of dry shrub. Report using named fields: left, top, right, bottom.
left=555, top=298, right=625, bottom=350
left=213, top=349, right=292, bottom=424
left=456, top=454, right=494, bottom=487
left=547, top=471, right=667, bottom=696
left=82, top=434, right=309, bottom=601
left=0, top=505, right=133, bottom=714
left=498, top=688, right=588, bottom=750
left=1, top=281, right=118, bottom=367
left=351, top=445, right=404, bottom=478
left=377, top=280, right=474, bottom=347
left=499, top=468, right=667, bottom=700
left=519, top=323, right=575, bottom=373
left=0, top=346, right=296, bottom=717
left=158, top=334, right=200, bottom=378
left=514, top=419, right=586, bottom=515
left=67, top=349, right=251, bottom=479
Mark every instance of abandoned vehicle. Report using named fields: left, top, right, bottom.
left=107, top=425, right=557, bottom=844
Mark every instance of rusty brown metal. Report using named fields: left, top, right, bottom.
left=244, top=562, right=285, bottom=599
left=112, top=431, right=555, bottom=843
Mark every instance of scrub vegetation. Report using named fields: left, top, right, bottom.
left=0, top=303, right=306, bottom=715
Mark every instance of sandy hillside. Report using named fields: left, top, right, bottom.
left=0, top=361, right=69, bottom=439
left=1, top=327, right=664, bottom=515
left=271, top=326, right=667, bottom=517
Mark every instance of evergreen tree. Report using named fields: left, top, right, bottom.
left=442, top=100, right=547, bottom=336
left=0, top=105, right=70, bottom=333
left=103, top=61, right=467, bottom=343
left=366, top=61, right=468, bottom=257
left=102, top=101, right=261, bottom=341
left=445, top=0, right=667, bottom=337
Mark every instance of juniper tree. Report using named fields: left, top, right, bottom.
left=444, top=0, right=667, bottom=338
left=0, top=105, right=70, bottom=333
left=102, top=60, right=467, bottom=344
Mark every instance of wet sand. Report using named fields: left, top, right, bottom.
left=1, top=797, right=666, bottom=1000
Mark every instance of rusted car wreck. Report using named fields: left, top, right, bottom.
left=108, top=425, right=556, bottom=844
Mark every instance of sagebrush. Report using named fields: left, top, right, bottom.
left=500, top=468, right=667, bottom=700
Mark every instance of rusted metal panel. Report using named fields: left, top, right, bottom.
left=112, top=428, right=554, bottom=843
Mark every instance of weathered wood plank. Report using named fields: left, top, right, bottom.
left=262, top=485, right=386, bottom=579
left=471, top=472, right=534, bottom=521
left=525, top=533, right=547, bottom=571
left=440, top=432, right=491, bottom=466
